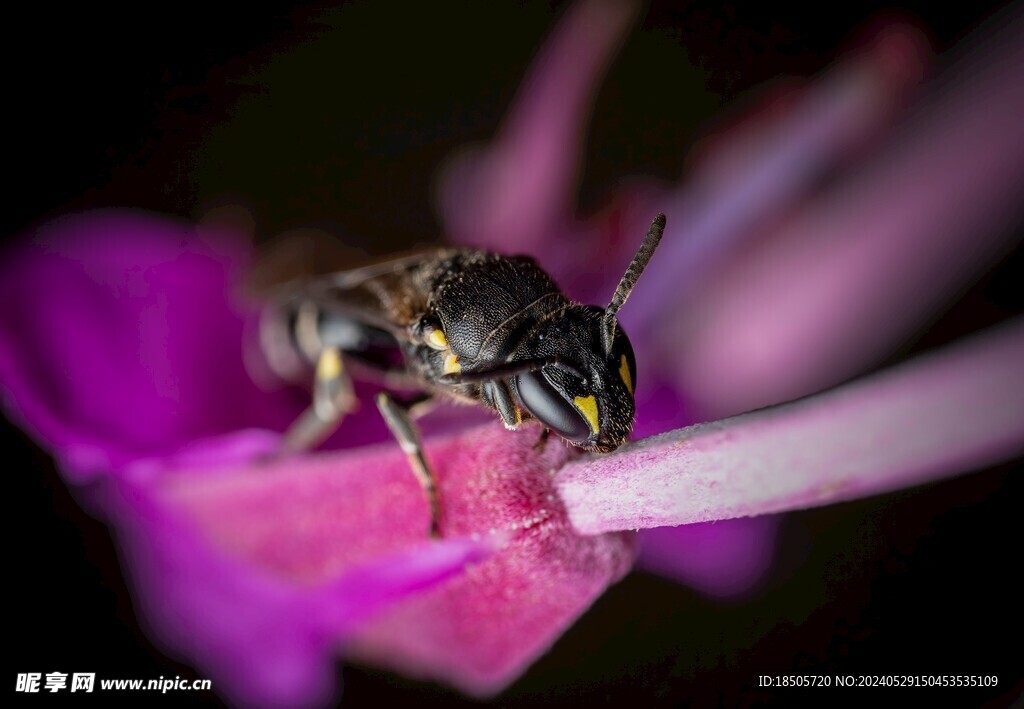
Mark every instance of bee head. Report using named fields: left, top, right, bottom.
left=513, top=214, right=663, bottom=451
left=513, top=306, right=637, bottom=452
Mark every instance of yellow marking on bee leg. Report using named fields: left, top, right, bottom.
left=426, top=328, right=449, bottom=351
left=574, top=395, right=600, bottom=436
left=619, top=354, right=633, bottom=395
left=444, top=352, right=461, bottom=375
left=313, top=347, right=356, bottom=421
left=283, top=347, right=355, bottom=452
left=316, top=347, right=343, bottom=382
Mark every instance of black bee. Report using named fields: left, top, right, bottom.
left=259, top=214, right=666, bottom=536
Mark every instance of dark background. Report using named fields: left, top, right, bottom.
left=5, top=1, right=1022, bottom=706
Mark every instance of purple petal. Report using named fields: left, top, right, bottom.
left=665, top=11, right=1024, bottom=415
left=162, top=427, right=634, bottom=696
left=630, top=23, right=932, bottom=337
left=437, top=0, right=640, bottom=254
left=0, top=211, right=302, bottom=480
left=101, top=472, right=494, bottom=707
left=558, top=318, right=1024, bottom=534
left=638, top=517, right=780, bottom=600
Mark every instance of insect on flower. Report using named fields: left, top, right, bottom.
left=259, top=214, right=667, bottom=536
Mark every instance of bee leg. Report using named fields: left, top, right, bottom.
left=283, top=346, right=357, bottom=451
left=375, top=391, right=441, bottom=539
left=533, top=427, right=551, bottom=452
left=482, top=380, right=521, bottom=430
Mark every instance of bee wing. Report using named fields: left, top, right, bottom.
left=257, top=245, right=463, bottom=385
left=245, top=229, right=383, bottom=299
left=293, top=246, right=457, bottom=336
left=323, top=248, right=451, bottom=290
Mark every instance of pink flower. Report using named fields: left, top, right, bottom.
left=5, top=1, right=1022, bottom=705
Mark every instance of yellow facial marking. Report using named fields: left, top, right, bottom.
left=316, top=347, right=343, bottom=381
left=619, top=354, right=633, bottom=395
left=426, top=329, right=449, bottom=351
left=443, top=352, right=461, bottom=375
left=573, top=395, right=600, bottom=436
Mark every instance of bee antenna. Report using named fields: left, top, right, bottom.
left=602, top=213, right=666, bottom=353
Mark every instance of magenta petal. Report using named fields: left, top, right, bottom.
left=124, top=428, right=286, bottom=481
left=102, top=470, right=494, bottom=708
left=559, top=319, right=1024, bottom=534
left=163, top=427, right=635, bottom=696
left=0, top=211, right=301, bottom=480
left=637, top=517, right=780, bottom=600
left=438, top=0, right=640, bottom=253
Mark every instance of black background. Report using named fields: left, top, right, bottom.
left=5, top=1, right=1022, bottom=706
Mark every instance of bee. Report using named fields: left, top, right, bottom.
left=259, top=214, right=666, bottom=537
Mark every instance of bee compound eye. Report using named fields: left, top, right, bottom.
left=515, top=371, right=592, bottom=442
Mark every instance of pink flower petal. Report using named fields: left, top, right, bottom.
left=101, top=472, right=495, bottom=707
left=558, top=318, right=1024, bottom=534
left=638, top=517, right=780, bottom=600
left=162, top=427, right=634, bottom=696
left=0, top=211, right=303, bottom=480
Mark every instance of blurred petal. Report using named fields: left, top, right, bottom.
left=164, top=428, right=634, bottom=696
left=437, top=0, right=641, bottom=253
left=102, top=472, right=495, bottom=708
left=0, top=208, right=633, bottom=699
left=558, top=318, right=1024, bottom=534
left=669, top=9, right=1024, bottom=414
left=0, top=211, right=301, bottom=480
left=630, top=21, right=932, bottom=335
left=638, top=517, right=780, bottom=601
